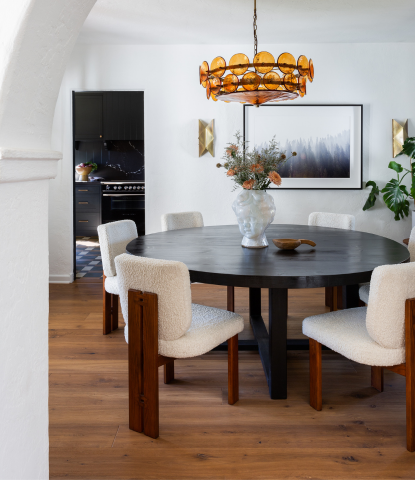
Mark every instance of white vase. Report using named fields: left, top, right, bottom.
left=232, top=189, right=276, bottom=248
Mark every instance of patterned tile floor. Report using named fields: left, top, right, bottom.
left=75, top=236, right=103, bottom=279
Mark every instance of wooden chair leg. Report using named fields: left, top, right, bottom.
left=128, top=289, right=160, bottom=439
left=103, top=275, right=112, bottom=335
left=325, top=287, right=333, bottom=309
left=164, top=360, right=174, bottom=384
left=336, top=285, right=343, bottom=310
left=112, top=294, right=119, bottom=331
left=228, top=334, right=239, bottom=405
left=332, top=286, right=338, bottom=312
left=405, top=298, right=415, bottom=452
left=309, top=338, right=322, bottom=411
left=227, top=285, right=235, bottom=312
left=371, top=366, right=384, bottom=392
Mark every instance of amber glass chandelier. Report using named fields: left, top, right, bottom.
left=199, top=0, right=314, bottom=106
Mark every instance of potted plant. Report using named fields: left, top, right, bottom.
left=75, top=161, right=98, bottom=182
left=363, top=137, right=415, bottom=223
left=216, top=132, right=296, bottom=248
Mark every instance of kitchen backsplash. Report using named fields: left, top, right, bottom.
left=75, top=140, right=144, bottom=180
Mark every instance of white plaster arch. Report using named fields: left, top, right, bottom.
left=0, top=1, right=96, bottom=478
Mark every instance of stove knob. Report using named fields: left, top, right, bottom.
left=118, top=186, right=122, bottom=190
left=113, top=186, right=117, bottom=190
left=133, top=186, right=137, bottom=190
left=106, top=185, right=110, bottom=190
left=129, top=186, right=132, bottom=190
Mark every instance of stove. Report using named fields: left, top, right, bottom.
left=101, top=181, right=145, bottom=235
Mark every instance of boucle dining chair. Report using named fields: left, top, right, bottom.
left=115, top=253, right=244, bottom=439
left=308, top=212, right=356, bottom=311
left=97, top=220, right=138, bottom=335
left=303, top=262, right=415, bottom=451
left=359, top=226, right=415, bottom=305
left=161, top=211, right=204, bottom=232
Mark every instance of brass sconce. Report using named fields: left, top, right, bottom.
left=199, top=119, right=214, bottom=157
left=392, top=119, right=408, bottom=158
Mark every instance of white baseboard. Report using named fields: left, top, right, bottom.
left=49, top=273, right=74, bottom=284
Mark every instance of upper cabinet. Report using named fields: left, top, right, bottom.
left=74, top=91, right=144, bottom=142
left=104, top=92, right=144, bottom=141
left=74, top=93, right=103, bottom=140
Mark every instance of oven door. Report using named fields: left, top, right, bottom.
left=102, top=193, right=145, bottom=235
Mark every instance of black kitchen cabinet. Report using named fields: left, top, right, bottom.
left=74, top=93, right=103, bottom=141
left=104, top=92, right=144, bottom=140
left=74, top=91, right=144, bottom=142
left=74, top=183, right=101, bottom=236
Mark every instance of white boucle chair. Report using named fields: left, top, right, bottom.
left=161, top=211, right=204, bottom=232
left=115, top=253, right=244, bottom=439
left=308, top=212, right=356, bottom=311
left=302, top=262, right=415, bottom=452
left=359, top=226, right=415, bottom=305
left=97, top=220, right=138, bottom=335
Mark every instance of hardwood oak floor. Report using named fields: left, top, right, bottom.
left=49, top=282, right=415, bottom=479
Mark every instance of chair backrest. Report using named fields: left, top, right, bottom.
left=308, top=212, right=355, bottom=230
left=161, top=211, right=204, bottom=232
left=366, top=262, right=415, bottom=349
left=97, top=220, right=138, bottom=277
left=115, top=253, right=192, bottom=341
left=409, top=226, right=415, bottom=262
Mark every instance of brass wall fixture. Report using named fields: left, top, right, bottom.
left=199, top=119, right=214, bottom=157
left=392, top=119, right=408, bottom=158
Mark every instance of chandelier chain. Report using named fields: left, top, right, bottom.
left=253, top=0, right=258, bottom=56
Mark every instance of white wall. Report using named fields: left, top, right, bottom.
left=0, top=1, right=96, bottom=478
left=50, top=43, right=415, bottom=280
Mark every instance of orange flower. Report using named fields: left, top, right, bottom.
left=250, top=163, right=264, bottom=173
left=242, top=179, right=255, bottom=190
left=226, top=144, right=238, bottom=156
left=268, top=171, right=282, bottom=186
left=227, top=169, right=235, bottom=176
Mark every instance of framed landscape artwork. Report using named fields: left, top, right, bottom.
left=243, top=104, right=363, bottom=189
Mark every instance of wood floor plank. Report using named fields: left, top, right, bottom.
left=49, top=282, right=413, bottom=479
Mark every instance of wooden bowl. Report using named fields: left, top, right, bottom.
left=272, top=238, right=316, bottom=250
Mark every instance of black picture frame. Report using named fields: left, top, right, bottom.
left=243, top=104, right=363, bottom=190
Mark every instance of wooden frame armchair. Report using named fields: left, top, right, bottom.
left=97, top=220, right=138, bottom=334
left=303, top=262, right=415, bottom=451
left=115, top=253, right=244, bottom=439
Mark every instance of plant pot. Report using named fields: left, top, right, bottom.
left=75, top=165, right=93, bottom=182
left=232, top=189, right=276, bottom=248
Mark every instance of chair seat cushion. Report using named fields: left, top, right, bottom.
left=124, top=303, right=244, bottom=358
left=105, top=276, right=119, bottom=295
left=359, top=283, right=370, bottom=304
left=302, top=307, right=405, bottom=366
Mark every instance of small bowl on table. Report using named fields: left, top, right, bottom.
left=272, top=238, right=316, bottom=250
left=75, top=165, right=93, bottom=182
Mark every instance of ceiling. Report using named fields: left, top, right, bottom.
left=78, top=0, right=415, bottom=44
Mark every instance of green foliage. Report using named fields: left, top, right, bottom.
left=388, top=161, right=403, bottom=173
left=381, top=179, right=410, bottom=220
left=85, top=161, right=98, bottom=173
left=217, top=132, right=296, bottom=190
left=363, top=136, right=415, bottom=221
left=362, top=181, right=379, bottom=211
left=397, top=137, right=415, bottom=160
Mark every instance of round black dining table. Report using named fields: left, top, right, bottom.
left=126, top=224, right=409, bottom=399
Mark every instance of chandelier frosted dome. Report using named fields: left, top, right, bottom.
left=199, top=0, right=314, bottom=106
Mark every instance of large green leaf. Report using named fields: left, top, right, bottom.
left=388, top=161, right=403, bottom=173
left=396, top=137, right=415, bottom=160
left=381, top=178, right=410, bottom=220
left=362, top=180, right=380, bottom=211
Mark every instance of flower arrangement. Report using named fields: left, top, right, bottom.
left=216, top=132, right=296, bottom=190
left=76, top=161, right=98, bottom=172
